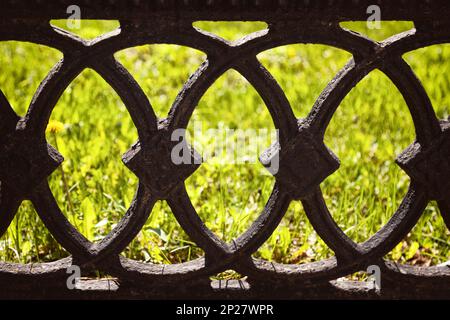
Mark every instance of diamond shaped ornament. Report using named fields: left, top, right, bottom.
left=0, top=132, right=63, bottom=197
left=396, top=121, right=450, bottom=200
left=260, top=125, right=340, bottom=199
left=123, top=132, right=202, bottom=199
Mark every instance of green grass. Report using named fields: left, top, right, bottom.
left=0, top=21, right=449, bottom=269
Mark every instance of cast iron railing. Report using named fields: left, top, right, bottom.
left=0, top=0, right=449, bottom=299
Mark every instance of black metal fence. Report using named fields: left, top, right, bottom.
left=0, top=1, right=449, bottom=299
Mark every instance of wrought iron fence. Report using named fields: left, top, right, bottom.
left=0, top=0, right=449, bottom=299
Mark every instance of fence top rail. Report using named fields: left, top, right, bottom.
left=1, top=0, right=450, bottom=22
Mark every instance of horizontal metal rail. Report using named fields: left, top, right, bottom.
left=1, top=0, right=450, bottom=22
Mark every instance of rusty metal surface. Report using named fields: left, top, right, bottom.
left=1, top=0, right=450, bottom=22
left=0, top=1, right=449, bottom=299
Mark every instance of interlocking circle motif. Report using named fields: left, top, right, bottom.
left=0, top=18, right=449, bottom=290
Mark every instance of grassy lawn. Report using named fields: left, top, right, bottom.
left=0, top=21, right=449, bottom=269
